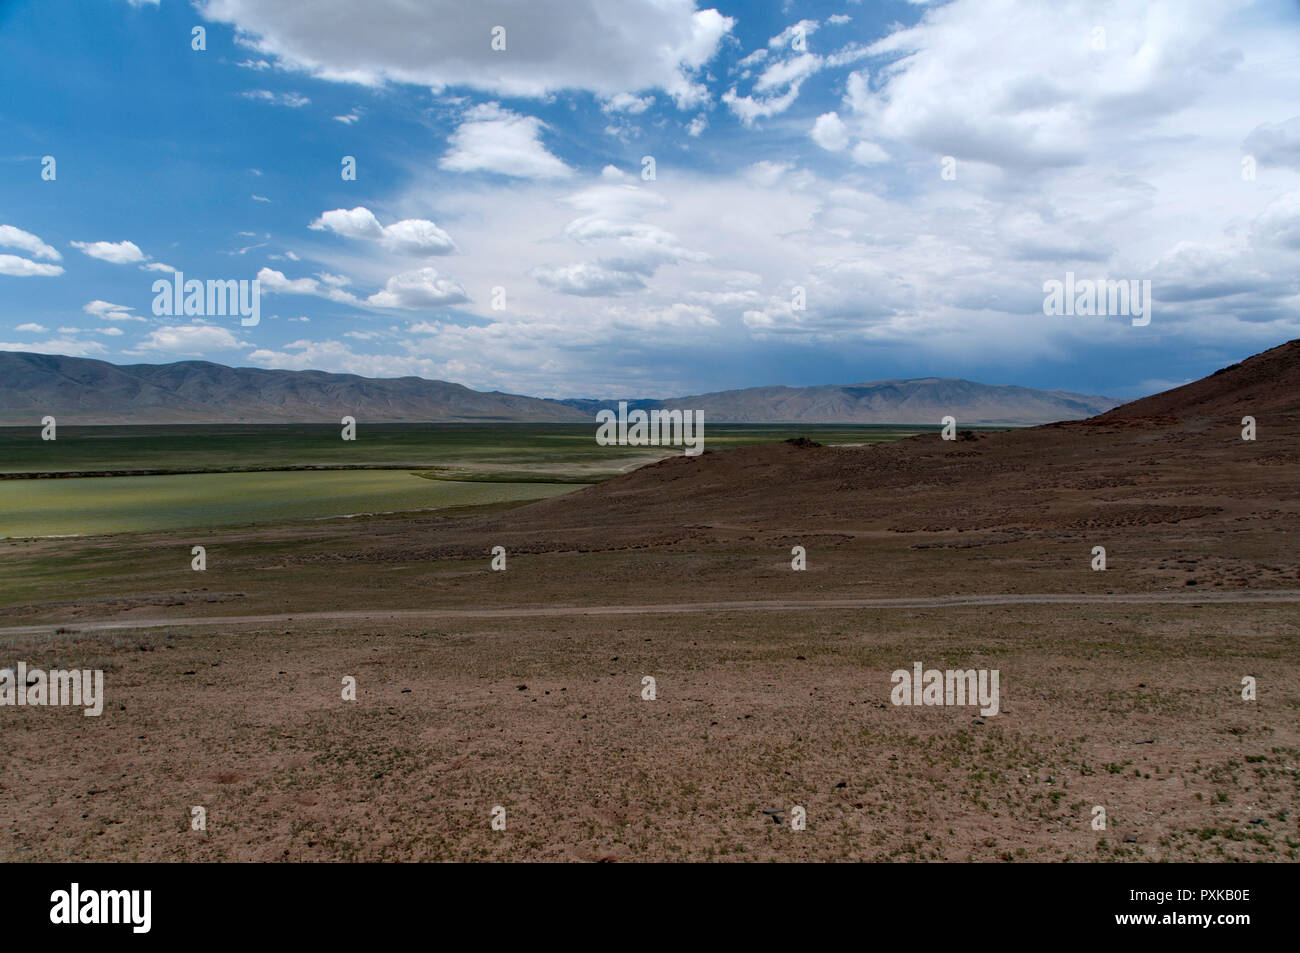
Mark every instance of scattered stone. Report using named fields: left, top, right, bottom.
left=1123, top=833, right=1138, bottom=843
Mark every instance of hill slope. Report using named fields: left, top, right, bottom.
left=1098, top=338, right=1300, bottom=421
left=460, top=337, right=1299, bottom=551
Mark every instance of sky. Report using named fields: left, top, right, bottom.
left=1, top=0, right=1299, bottom=400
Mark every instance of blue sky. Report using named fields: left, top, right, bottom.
left=2, top=0, right=1299, bottom=400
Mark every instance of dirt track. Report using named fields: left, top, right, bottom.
left=4, top=588, right=1300, bottom=637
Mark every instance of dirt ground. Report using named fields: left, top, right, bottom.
left=1, top=343, right=1297, bottom=861
left=0, top=603, right=1295, bottom=862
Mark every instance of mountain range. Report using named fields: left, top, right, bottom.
left=0, top=351, right=1120, bottom=425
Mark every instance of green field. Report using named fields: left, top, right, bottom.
left=0, top=422, right=932, bottom=478
left=0, top=423, right=938, bottom=537
left=0, top=469, right=576, bottom=537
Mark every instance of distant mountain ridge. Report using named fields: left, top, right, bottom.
left=564, top=378, right=1119, bottom=424
left=0, top=351, right=1119, bottom=425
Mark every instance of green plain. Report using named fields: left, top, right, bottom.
left=0, top=423, right=937, bottom=537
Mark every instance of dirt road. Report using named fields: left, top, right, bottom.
left=4, top=588, right=1299, bottom=636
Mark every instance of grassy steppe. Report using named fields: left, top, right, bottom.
left=0, top=423, right=935, bottom=478
left=0, top=470, right=575, bottom=537
left=0, top=423, right=934, bottom=537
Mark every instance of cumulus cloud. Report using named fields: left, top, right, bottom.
left=842, top=0, right=1254, bottom=173
left=310, top=206, right=457, bottom=255
left=439, top=103, right=573, bottom=180
left=527, top=182, right=706, bottom=297
left=365, top=267, right=469, bottom=308
left=198, top=0, right=733, bottom=106
left=70, top=240, right=146, bottom=264
left=850, top=140, right=889, bottom=164
left=532, top=261, right=647, bottom=296
left=136, top=324, right=248, bottom=354
left=811, top=112, right=849, bottom=151
left=0, top=225, right=61, bottom=261
left=603, top=93, right=653, bottom=114
left=0, top=255, right=64, bottom=277
left=257, top=266, right=357, bottom=302
left=259, top=264, right=467, bottom=310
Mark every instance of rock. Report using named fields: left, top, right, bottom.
left=1123, top=833, right=1138, bottom=843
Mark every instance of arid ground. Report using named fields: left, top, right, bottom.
left=2, top=342, right=1298, bottom=861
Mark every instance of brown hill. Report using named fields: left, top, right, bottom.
left=459, top=338, right=1299, bottom=555
left=1098, top=338, right=1300, bottom=421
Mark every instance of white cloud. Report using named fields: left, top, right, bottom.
left=84, top=300, right=145, bottom=322
left=198, top=0, right=733, bottom=106
left=15, top=323, right=46, bottom=333
left=0, top=255, right=63, bottom=277
left=70, top=240, right=146, bottom=264
left=89, top=0, right=1296, bottom=399
left=1244, top=115, right=1300, bottom=171
left=723, top=51, right=823, bottom=125
left=0, top=337, right=106, bottom=357
left=310, top=206, right=457, bottom=255
left=136, top=325, right=247, bottom=354
left=257, top=266, right=345, bottom=298
left=532, top=261, right=646, bottom=296
left=365, top=267, right=469, bottom=308
left=850, top=140, right=890, bottom=164
left=811, top=112, right=849, bottom=152
left=0, top=225, right=61, bottom=261
left=439, top=103, right=573, bottom=180
left=603, top=93, right=653, bottom=114
left=768, top=20, right=820, bottom=49
left=240, top=89, right=310, bottom=107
